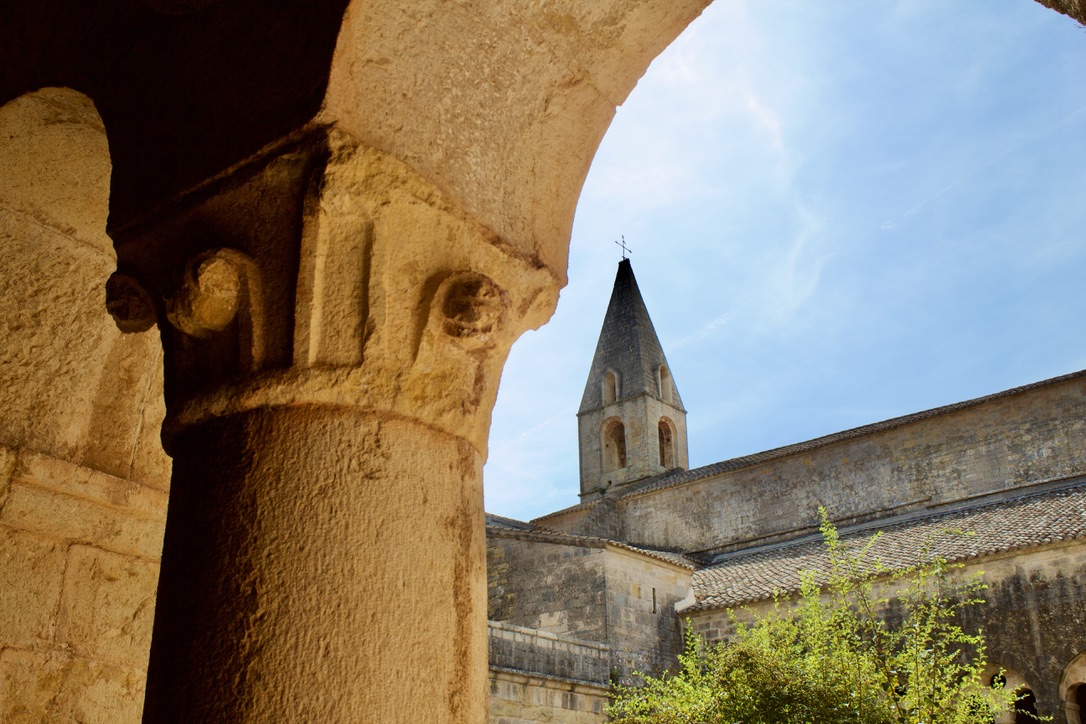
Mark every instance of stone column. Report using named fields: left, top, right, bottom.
left=106, top=127, right=558, bottom=722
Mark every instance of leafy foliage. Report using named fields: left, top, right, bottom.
left=609, top=511, right=1034, bottom=724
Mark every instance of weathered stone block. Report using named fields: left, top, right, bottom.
left=0, top=649, right=68, bottom=723
left=65, top=657, right=146, bottom=724
left=0, top=649, right=145, bottom=724
left=0, top=445, right=14, bottom=511
left=0, top=482, right=165, bottom=560
left=0, top=526, right=65, bottom=648
left=58, top=544, right=159, bottom=667
left=14, top=451, right=168, bottom=520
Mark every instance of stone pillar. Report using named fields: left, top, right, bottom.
left=106, top=126, right=558, bottom=722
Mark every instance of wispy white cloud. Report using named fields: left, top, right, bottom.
left=743, top=90, right=785, bottom=153
left=671, top=306, right=745, bottom=351
left=757, top=202, right=833, bottom=325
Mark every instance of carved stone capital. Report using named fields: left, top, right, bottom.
left=108, top=126, right=559, bottom=453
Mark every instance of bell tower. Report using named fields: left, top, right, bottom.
left=577, top=258, right=688, bottom=499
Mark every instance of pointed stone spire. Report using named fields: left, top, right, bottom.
left=577, top=259, right=688, bottom=498
left=579, top=259, right=683, bottom=414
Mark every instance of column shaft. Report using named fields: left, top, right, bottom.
left=142, top=408, right=487, bottom=722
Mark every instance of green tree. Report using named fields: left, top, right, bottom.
left=609, top=511, right=1032, bottom=724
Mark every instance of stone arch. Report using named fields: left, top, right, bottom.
left=323, top=0, right=713, bottom=277
left=602, top=416, right=628, bottom=471
left=658, top=416, right=676, bottom=467
left=0, top=87, right=169, bottom=483
left=319, top=0, right=1086, bottom=285
left=1061, top=652, right=1086, bottom=723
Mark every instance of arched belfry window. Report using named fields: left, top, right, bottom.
left=603, top=369, right=620, bottom=405
left=602, top=418, right=627, bottom=471
left=1073, top=684, right=1086, bottom=724
left=658, top=365, right=673, bottom=405
left=658, top=417, right=675, bottom=468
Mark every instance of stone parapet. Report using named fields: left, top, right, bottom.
left=488, top=621, right=611, bottom=686
left=488, top=668, right=608, bottom=724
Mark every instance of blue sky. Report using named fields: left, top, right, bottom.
left=483, top=0, right=1086, bottom=522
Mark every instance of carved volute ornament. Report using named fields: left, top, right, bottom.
left=105, top=272, right=157, bottom=333
left=165, top=249, right=244, bottom=339
left=439, top=272, right=507, bottom=346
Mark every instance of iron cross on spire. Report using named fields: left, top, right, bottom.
left=615, top=235, right=631, bottom=260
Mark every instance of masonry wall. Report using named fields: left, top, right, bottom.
left=603, top=549, right=690, bottom=682
left=488, top=533, right=695, bottom=683
left=684, top=541, right=1086, bottom=723
left=0, top=448, right=167, bottom=723
left=487, top=621, right=610, bottom=723
left=959, top=542, right=1086, bottom=721
left=615, top=375, right=1086, bottom=553
left=488, top=538, right=608, bottom=640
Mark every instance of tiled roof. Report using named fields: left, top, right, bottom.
left=534, top=369, right=1086, bottom=524
left=687, top=480, right=1086, bottom=612
left=486, top=520, right=697, bottom=570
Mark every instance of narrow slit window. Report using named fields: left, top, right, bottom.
left=603, top=370, right=619, bottom=404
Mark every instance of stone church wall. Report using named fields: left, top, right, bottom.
left=488, top=533, right=694, bottom=683
left=488, top=538, right=608, bottom=640
left=617, top=375, right=1086, bottom=553
left=959, top=541, right=1086, bottom=719
left=603, top=550, right=690, bottom=682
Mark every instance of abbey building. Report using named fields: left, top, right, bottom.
left=485, top=259, right=1086, bottom=724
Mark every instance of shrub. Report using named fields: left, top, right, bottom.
left=609, top=511, right=1032, bottom=724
